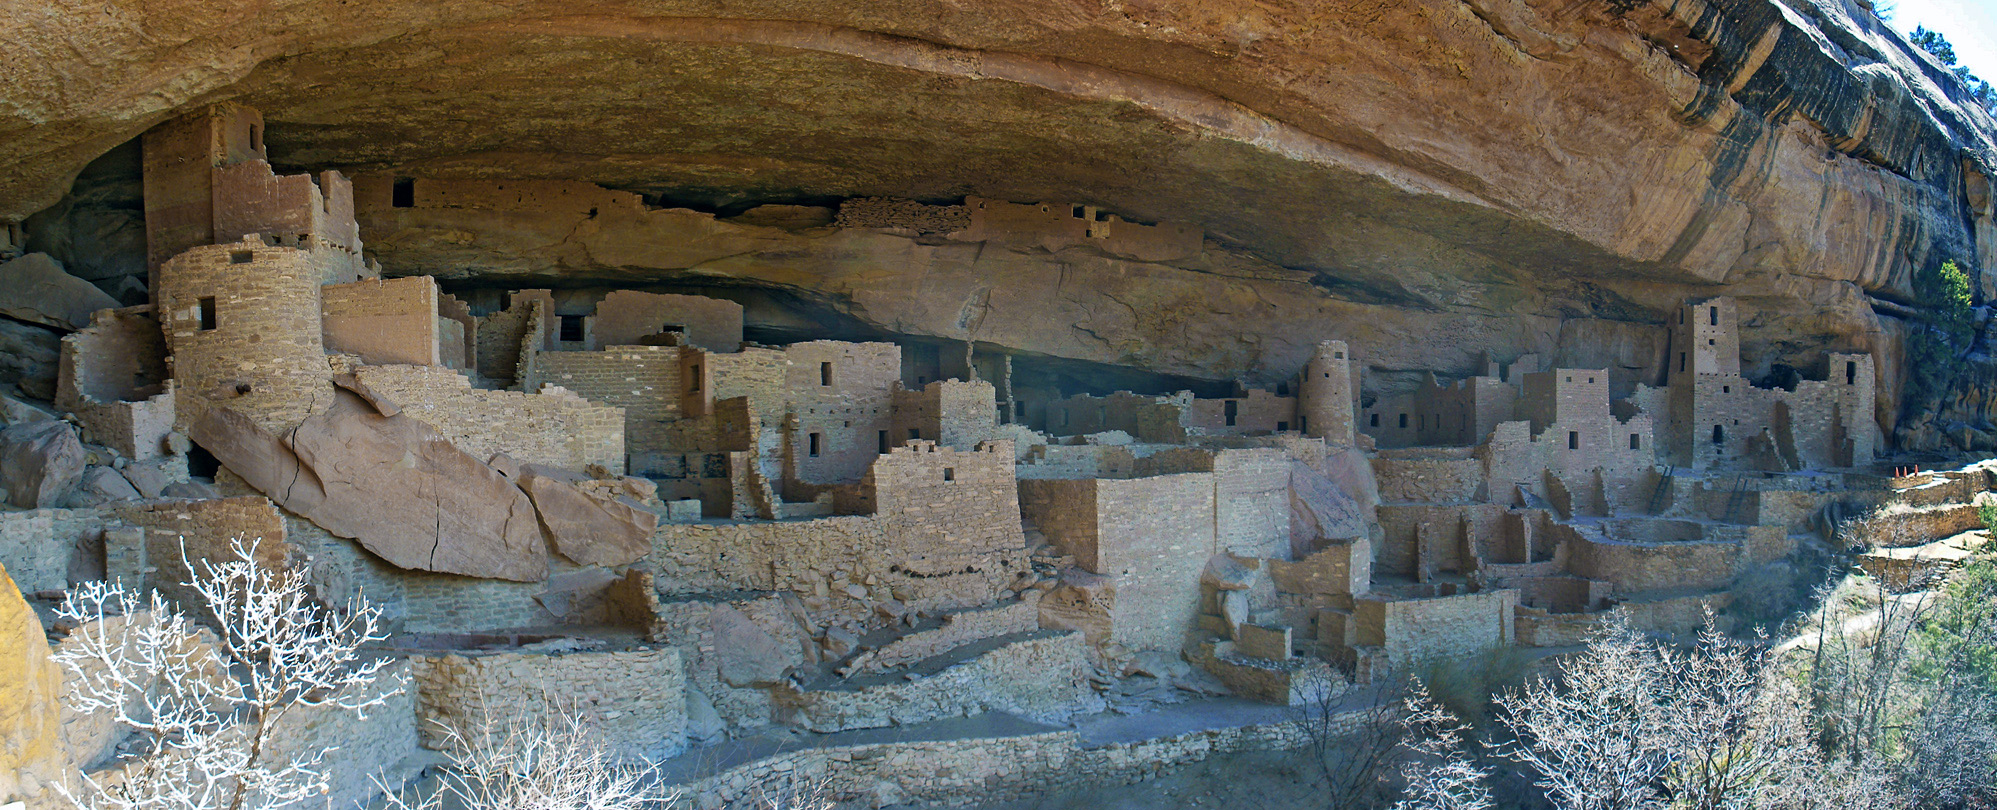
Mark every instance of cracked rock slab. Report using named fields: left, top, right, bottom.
left=192, top=388, right=548, bottom=581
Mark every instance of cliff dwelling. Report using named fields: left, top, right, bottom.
left=4, top=1, right=1997, bottom=808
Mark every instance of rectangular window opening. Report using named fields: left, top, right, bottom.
left=1568, top=431, right=1579, bottom=450
left=1678, top=352, right=1686, bottom=373
left=1630, top=434, right=1641, bottom=450
left=808, top=433, right=822, bottom=458
left=689, top=364, right=702, bottom=393
left=820, top=362, right=833, bottom=386
left=1370, top=413, right=1380, bottom=428
left=1072, top=205, right=1085, bottom=218
left=229, top=250, right=253, bottom=264
left=1846, top=361, right=1857, bottom=385
left=661, top=324, right=684, bottom=335
left=1709, top=306, right=1719, bottom=326
left=943, top=467, right=955, bottom=482
left=197, top=297, right=217, bottom=331
left=391, top=177, right=415, bottom=208
left=908, top=428, right=921, bottom=441
left=1224, top=400, right=1238, bottom=427
left=558, top=315, right=585, bottom=343
left=878, top=430, right=889, bottom=453
left=1398, top=413, right=1408, bottom=429
left=1276, top=421, right=1288, bottom=432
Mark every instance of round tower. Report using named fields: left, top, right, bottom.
left=1300, top=340, right=1355, bottom=446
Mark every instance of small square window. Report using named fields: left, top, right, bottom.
left=229, top=250, right=253, bottom=264
left=558, top=315, right=584, bottom=342
left=1630, top=434, right=1641, bottom=450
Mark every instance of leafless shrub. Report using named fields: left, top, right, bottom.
left=380, top=704, right=680, bottom=810
left=1287, top=670, right=1409, bottom=810
left=1391, top=684, right=1491, bottom=810
left=50, top=537, right=396, bottom=810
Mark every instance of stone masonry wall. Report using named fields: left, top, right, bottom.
left=679, top=710, right=1355, bottom=809
left=321, top=276, right=439, bottom=366
left=0, top=512, right=66, bottom=595
left=409, top=647, right=687, bottom=761
left=1096, top=473, right=1216, bottom=652
left=1213, top=448, right=1291, bottom=558
left=785, top=341, right=899, bottom=487
left=157, top=240, right=333, bottom=433
left=354, top=364, right=623, bottom=472
left=774, top=631, right=1100, bottom=732
left=591, top=290, right=743, bottom=352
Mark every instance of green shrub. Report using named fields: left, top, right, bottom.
left=1906, top=259, right=1975, bottom=409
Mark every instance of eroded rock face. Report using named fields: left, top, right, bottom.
left=0, top=254, right=118, bottom=331
left=7, top=0, right=1997, bottom=446
left=191, top=390, right=549, bottom=582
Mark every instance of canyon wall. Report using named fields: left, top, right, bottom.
left=5, top=0, right=1997, bottom=445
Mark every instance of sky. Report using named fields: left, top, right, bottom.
left=1888, top=0, right=1997, bottom=85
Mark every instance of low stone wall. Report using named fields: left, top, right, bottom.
left=408, top=646, right=687, bottom=762
left=775, top=631, right=1100, bottom=732
left=0, top=511, right=65, bottom=595
left=680, top=707, right=1360, bottom=809
left=1514, top=606, right=1610, bottom=647
left=1372, top=456, right=1484, bottom=504
left=842, top=595, right=1040, bottom=675
left=1845, top=502, right=1986, bottom=548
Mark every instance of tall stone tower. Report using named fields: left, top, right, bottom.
left=142, top=103, right=267, bottom=293
left=1300, top=340, right=1356, bottom=446
left=1667, top=297, right=1741, bottom=382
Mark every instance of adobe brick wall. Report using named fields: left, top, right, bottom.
left=1095, top=473, right=1215, bottom=652
left=956, top=197, right=1200, bottom=261
left=650, top=446, right=1031, bottom=614
left=473, top=297, right=537, bottom=385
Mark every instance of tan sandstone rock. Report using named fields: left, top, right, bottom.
left=506, top=462, right=657, bottom=569
left=0, top=562, right=64, bottom=805
left=192, top=390, right=548, bottom=581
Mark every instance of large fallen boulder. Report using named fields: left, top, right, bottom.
left=0, top=253, right=118, bottom=331
left=191, top=388, right=548, bottom=581
left=0, top=420, right=85, bottom=508
left=66, top=465, right=142, bottom=507
left=503, top=461, right=656, bottom=568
